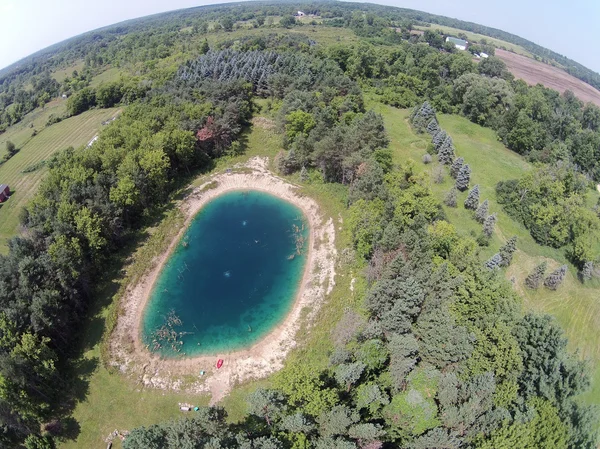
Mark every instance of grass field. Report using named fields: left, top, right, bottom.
left=369, top=102, right=600, bottom=407
left=415, top=24, right=533, bottom=58
left=0, top=107, right=120, bottom=252
left=52, top=60, right=85, bottom=83
left=0, top=99, right=67, bottom=152
left=90, top=67, right=124, bottom=88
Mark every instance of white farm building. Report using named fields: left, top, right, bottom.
left=446, top=36, right=468, bottom=51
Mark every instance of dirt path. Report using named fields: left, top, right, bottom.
left=109, top=157, right=337, bottom=403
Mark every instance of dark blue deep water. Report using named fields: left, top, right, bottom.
left=141, top=190, right=308, bottom=357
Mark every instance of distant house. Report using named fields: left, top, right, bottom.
left=296, top=11, right=305, bottom=16
left=446, top=36, right=468, bottom=51
left=61, top=94, right=68, bottom=99
left=480, top=52, right=489, bottom=58
left=0, top=185, right=10, bottom=202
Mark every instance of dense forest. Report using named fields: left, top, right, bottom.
left=0, top=1, right=598, bottom=448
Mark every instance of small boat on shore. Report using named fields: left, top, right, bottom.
left=216, top=359, right=224, bottom=369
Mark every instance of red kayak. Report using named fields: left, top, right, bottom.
left=216, top=359, right=224, bottom=369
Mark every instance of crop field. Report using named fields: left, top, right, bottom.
left=370, top=102, right=600, bottom=406
left=0, top=107, right=119, bottom=252
left=415, top=24, right=532, bottom=57
left=497, top=49, right=600, bottom=106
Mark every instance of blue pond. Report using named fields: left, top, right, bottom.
left=141, top=190, right=308, bottom=357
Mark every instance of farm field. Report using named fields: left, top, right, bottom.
left=497, top=48, right=600, bottom=106
left=415, top=24, right=532, bottom=57
left=370, top=102, right=600, bottom=407
left=0, top=107, right=119, bottom=252
left=0, top=99, right=67, bottom=153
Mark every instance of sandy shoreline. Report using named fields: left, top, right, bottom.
left=109, top=157, right=336, bottom=402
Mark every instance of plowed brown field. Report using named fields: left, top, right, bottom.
left=497, top=49, right=600, bottom=106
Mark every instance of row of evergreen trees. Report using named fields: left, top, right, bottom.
left=411, top=101, right=573, bottom=289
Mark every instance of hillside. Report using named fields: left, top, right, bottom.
left=0, top=3, right=598, bottom=449
left=371, top=102, right=600, bottom=405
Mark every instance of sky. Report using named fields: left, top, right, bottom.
left=0, top=0, right=599, bottom=73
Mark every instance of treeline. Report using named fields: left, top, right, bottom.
left=317, top=40, right=600, bottom=181
left=497, top=163, right=600, bottom=271
left=66, top=76, right=149, bottom=116
left=0, top=75, right=252, bottom=446
left=124, top=147, right=597, bottom=448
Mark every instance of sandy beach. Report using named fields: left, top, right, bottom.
left=109, top=157, right=337, bottom=402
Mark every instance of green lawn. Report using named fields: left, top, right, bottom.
left=90, top=67, right=124, bottom=88
left=0, top=107, right=120, bottom=252
left=371, top=102, right=600, bottom=407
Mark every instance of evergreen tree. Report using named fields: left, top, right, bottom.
left=300, top=166, right=308, bottom=181
left=450, top=157, right=464, bottom=178
left=483, top=213, right=497, bottom=238
left=432, top=129, right=447, bottom=150
left=464, top=185, right=480, bottom=210
left=455, top=164, right=471, bottom=191
left=426, top=118, right=439, bottom=135
left=485, top=253, right=503, bottom=270
left=525, top=262, right=547, bottom=289
left=499, top=236, right=517, bottom=267
left=444, top=188, right=457, bottom=207
left=419, top=101, right=436, bottom=122
left=544, top=265, right=567, bottom=290
left=438, top=137, right=455, bottom=164
left=580, top=261, right=593, bottom=282
left=475, top=199, right=489, bottom=223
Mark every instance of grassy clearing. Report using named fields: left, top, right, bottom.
left=0, top=107, right=119, bottom=252
left=52, top=60, right=86, bottom=83
left=90, top=67, right=124, bottom=87
left=415, top=24, right=532, bottom=57
left=371, top=101, right=600, bottom=406
left=0, top=99, right=67, bottom=151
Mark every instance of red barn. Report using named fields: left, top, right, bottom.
left=0, top=185, right=10, bottom=202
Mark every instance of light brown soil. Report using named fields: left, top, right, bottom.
left=496, top=49, right=600, bottom=106
left=109, top=157, right=337, bottom=403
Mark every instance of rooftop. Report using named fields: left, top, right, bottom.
left=446, top=36, right=468, bottom=47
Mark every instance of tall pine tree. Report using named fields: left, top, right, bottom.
left=544, top=265, right=567, bottom=290
left=499, top=236, right=517, bottom=267
left=464, top=185, right=480, bottom=210
left=455, top=164, right=471, bottom=191
left=526, top=262, right=547, bottom=289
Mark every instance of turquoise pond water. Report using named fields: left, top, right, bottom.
left=141, top=190, right=308, bottom=357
